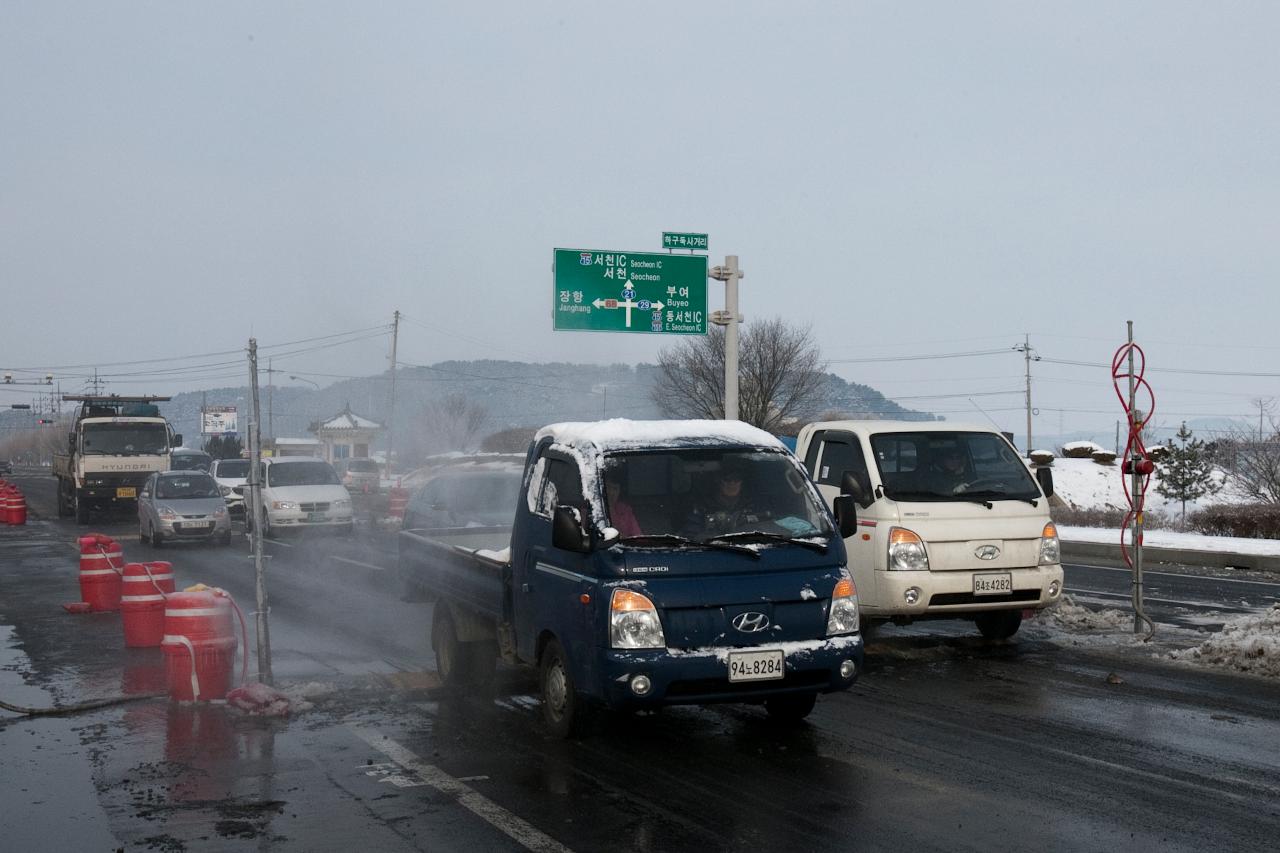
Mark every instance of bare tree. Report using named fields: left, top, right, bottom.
left=405, top=393, right=489, bottom=459
left=652, top=317, right=826, bottom=432
left=1219, top=426, right=1280, bottom=504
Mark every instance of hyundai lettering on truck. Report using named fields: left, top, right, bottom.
left=52, top=395, right=181, bottom=524
left=398, top=419, right=865, bottom=737
left=795, top=420, right=1063, bottom=639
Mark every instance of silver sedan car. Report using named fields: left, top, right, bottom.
left=138, top=471, right=232, bottom=547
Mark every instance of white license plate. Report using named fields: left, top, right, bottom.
left=307, top=512, right=327, bottom=522
left=728, top=649, right=785, bottom=683
left=177, top=521, right=212, bottom=531
left=974, top=572, right=1013, bottom=595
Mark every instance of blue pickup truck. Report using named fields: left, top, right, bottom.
left=398, top=419, right=864, bottom=736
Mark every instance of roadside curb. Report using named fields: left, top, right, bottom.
left=1063, top=540, right=1280, bottom=574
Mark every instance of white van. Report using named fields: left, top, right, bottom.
left=795, top=421, right=1063, bottom=639
left=254, top=457, right=354, bottom=536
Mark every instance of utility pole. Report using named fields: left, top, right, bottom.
left=267, top=358, right=274, bottom=443
left=1126, top=321, right=1146, bottom=637
left=709, top=257, right=743, bottom=421
left=1014, top=335, right=1038, bottom=455
left=201, top=391, right=207, bottom=450
left=386, top=310, right=400, bottom=483
left=247, top=338, right=273, bottom=686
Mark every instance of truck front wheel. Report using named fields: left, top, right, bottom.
left=975, top=609, right=1022, bottom=640
left=74, top=491, right=90, bottom=525
left=539, top=639, right=586, bottom=739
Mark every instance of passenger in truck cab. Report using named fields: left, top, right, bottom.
left=604, top=472, right=642, bottom=537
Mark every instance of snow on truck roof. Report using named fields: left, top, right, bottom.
left=535, top=419, right=786, bottom=453
left=806, top=419, right=994, bottom=434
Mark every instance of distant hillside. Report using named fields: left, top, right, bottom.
left=37, top=360, right=932, bottom=456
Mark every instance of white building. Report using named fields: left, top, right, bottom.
left=314, top=405, right=382, bottom=463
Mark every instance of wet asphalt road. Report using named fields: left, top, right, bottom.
left=2, top=469, right=1280, bottom=852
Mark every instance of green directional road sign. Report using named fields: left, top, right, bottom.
left=553, top=248, right=708, bottom=335
left=662, top=231, right=708, bottom=251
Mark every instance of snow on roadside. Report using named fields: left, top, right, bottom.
left=1058, top=525, right=1280, bottom=556
left=1167, top=605, right=1280, bottom=678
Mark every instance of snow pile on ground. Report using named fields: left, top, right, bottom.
left=1048, top=456, right=1241, bottom=515
left=1167, top=605, right=1280, bottom=677
left=1057, top=525, right=1280, bottom=555
left=1041, top=595, right=1132, bottom=632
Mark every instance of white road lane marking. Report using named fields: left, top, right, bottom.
left=1069, top=562, right=1280, bottom=588
left=331, top=555, right=387, bottom=572
left=348, top=725, right=574, bottom=853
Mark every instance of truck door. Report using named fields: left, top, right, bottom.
left=514, top=449, right=597, bottom=685
left=807, top=431, right=878, bottom=604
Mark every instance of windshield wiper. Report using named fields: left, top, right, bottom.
left=707, top=531, right=829, bottom=553
left=618, top=533, right=762, bottom=559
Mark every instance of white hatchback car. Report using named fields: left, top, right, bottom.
left=255, top=457, right=354, bottom=536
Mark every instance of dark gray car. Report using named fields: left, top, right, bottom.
left=138, top=471, right=232, bottom=547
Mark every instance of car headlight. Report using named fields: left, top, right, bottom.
left=272, top=500, right=298, bottom=511
left=332, top=498, right=352, bottom=510
left=826, top=568, right=860, bottom=635
left=610, top=588, right=666, bottom=649
left=219, top=485, right=232, bottom=496
left=888, top=527, right=929, bottom=571
left=157, top=506, right=178, bottom=521
left=1039, top=522, right=1061, bottom=565
left=212, top=506, right=227, bottom=518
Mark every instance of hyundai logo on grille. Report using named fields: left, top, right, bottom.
left=731, top=612, right=770, bottom=633
left=975, top=545, right=1001, bottom=560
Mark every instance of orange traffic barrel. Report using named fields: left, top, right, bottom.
left=388, top=486, right=410, bottom=519
left=161, top=591, right=238, bottom=702
left=78, top=534, right=122, bottom=612
left=120, top=563, right=171, bottom=647
left=5, top=489, right=27, bottom=526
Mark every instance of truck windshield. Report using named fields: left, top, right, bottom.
left=82, top=423, right=169, bottom=456
left=602, top=449, right=833, bottom=541
left=869, top=431, right=1041, bottom=502
left=267, top=461, right=340, bottom=487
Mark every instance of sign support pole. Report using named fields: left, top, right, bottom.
left=724, top=255, right=741, bottom=421
left=247, top=338, right=273, bottom=686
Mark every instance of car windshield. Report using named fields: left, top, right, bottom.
left=267, top=461, right=341, bottom=487
left=82, top=423, right=169, bottom=455
left=214, top=460, right=250, bottom=478
left=869, top=431, right=1041, bottom=502
left=417, top=470, right=522, bottom=524
left=602, top=448, right=833, bottom=541
left=156, top=474, right=220, bottom=499
left=171, top=453, right=212, bottom=471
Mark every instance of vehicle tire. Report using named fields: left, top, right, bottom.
left=764, top=692, right=817, bottom=723
left=151, top=525, right=163, bottom=549
left=74, top=492, right=90, bottom=525
left=56, top=486, right=72, bottom=518
left=539, top=638, right=585, bottom=739
left=432, top=602, right=468, bottom=690
left=219, top=530, right=233, bottom=547
left=975, top=609, right=1022, bottom=640
left=139, top=522, right=150, bottom=544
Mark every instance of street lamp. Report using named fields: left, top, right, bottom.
left=289, top=375, right=319, bottom=390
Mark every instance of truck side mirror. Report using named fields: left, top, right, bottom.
left=1036, top=467, right=1054, bottom=498
left=68, top=433, right=76, bottom=451
left=173, top=434, right=183, bottom=448
left=840, top=471, right=874, bottom=509
left=833, top=495, right=858, bottom=539
left=552, top=505, right=591, bottom=553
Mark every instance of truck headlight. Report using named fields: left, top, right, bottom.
left=888, top=527, right=929, bottom=571
left=826, top=569, right=860, bottom=636
left=610, top=588, right=666, bottom=649
left=1039, top=522, right=1061, bottom=565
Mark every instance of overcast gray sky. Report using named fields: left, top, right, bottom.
left=3, top=1, right=1277, bottom=446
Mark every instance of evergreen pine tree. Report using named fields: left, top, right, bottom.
left=202, top=434, right=244, bottom=460
left=1155, top=422, right=1221, bottom=522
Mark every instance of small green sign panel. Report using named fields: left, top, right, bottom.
left=553, top=249, right=708, bottom=335
left=662, top=231, right=709, bottom=250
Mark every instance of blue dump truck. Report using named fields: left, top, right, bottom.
left=398, top=419, right=864, bottom=737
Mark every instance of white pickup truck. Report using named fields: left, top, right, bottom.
left=795, top=420, right=1063, bottom=639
